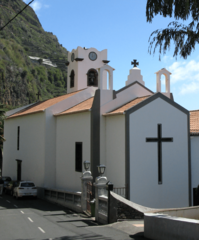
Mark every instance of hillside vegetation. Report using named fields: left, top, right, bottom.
left=0, top=0, right=68, bottom=109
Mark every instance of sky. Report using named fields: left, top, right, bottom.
left=23, top=0, right=199, bottom=110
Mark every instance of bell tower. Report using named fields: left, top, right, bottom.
left=155, top=68, right=172, bottom=98
left=67, top=47, right=108, bottom=93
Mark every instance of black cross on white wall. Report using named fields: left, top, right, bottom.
left=146, top=124, right=173, bottom=184
left=131, top=59, right=139, bottom=68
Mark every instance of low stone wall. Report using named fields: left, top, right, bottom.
left=109, top=192, right=154, bottom=223
left=155, top=205, right=199, bottom=220
left=98, top=196, right=108, bottom=224
left=38, top=187, right=82, bottom=213
left=145, top=213, right=199, bottom=240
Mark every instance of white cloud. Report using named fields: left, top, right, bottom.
left=31, top=1, right=42, bottom=11
left=165, top=58, right=199, bottom=95
left=168, top=60, right=199, bottom=84
left=162, top=55, right=173, bottom=63
left=23, top=0, right=49, bottom=11
left=180, top=81, right=199, bottom=95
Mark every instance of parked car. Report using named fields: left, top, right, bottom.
left=5, top=181, right=19, bottom=196
left=13, top=181, right=37, bottom=199
left=1, top=176, right=12, bottom=191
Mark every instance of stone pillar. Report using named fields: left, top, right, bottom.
left=80, top=171, right=93, bottom=212
left=94, top=175, right=108, bottom=222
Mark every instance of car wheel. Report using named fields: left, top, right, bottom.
left=16, top=193, right=19, bottom=200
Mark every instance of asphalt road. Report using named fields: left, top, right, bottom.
left=0, top=193, right=147, bottom=240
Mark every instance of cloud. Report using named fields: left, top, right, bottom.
left=23, top=0, right=48, bottom=11
left=180, top=81, right=199, bottom=95
left=31, top=1, right=42, bottom=11
left=162, top=55, right=173, bottom=63
left=168, top=60, right=199, bottom=84
left=166, top=59, right=199, bottom=94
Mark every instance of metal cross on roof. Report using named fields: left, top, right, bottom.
left=131, top=59, right=139, bottom=68
left=36, top=90, right=41, bottom=101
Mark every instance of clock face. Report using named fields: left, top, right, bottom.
left=71, top=53, right=75, bottom=62
left=89, top=52, right=97, bottom=61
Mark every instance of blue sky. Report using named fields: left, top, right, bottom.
left=23, top=0, right=199, bottom=110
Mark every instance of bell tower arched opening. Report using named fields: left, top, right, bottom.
left=70, top=70, right=75, bottom=88
left=98, top=65, right=115, bottom=90
left=161, top=74, right=166, bottom=93
left=87, top=68, right=98, bottom=87
left=155, top=68, right=171, bottom=97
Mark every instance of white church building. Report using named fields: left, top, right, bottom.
left=2, top=46, right=199, bottom=209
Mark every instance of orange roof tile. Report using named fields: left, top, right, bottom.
left=7, top=90, right=82, bottom=119
left=54, top=97, right=94, bottom=116
left=104, top=96, right=150, bottom=116
left=190, top=110, right=199, bottom=135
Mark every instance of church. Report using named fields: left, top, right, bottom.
left=2, top=46, right=199, bottom=208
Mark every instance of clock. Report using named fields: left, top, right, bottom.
left=89, top=52, right=97, bottom=61
left=71, top=53, right=75, bottom=62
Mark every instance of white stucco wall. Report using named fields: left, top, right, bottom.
left=55, top=112, right=91, bottom=192
left=191, top=136, right=199, bottom=201
left=105, top=115, right=125, bottom=188
left=3, top=113, right=45, bottom=187
left=129, top=97, right=189, bottom=208
left=101, top=83, right=153, bottom=115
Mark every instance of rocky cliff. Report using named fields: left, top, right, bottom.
left=0, top=0, right=68, bottom=109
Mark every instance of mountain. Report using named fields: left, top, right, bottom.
left=0, top=0, right=68, bottom=109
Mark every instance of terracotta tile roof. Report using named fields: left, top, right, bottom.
left=7, top=90, right=82, bottom=119
left=190, top=110, right=199, bottom=135
left=54, top=97, right=94, bottom=116
left=104, top=96, right=150, bottom=116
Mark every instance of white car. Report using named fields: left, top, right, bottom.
left=13, top=181, right=37, bottom=199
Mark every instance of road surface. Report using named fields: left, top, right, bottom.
left=0, top=194, right=146, bottom=240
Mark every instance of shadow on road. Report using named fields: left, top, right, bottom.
left=43, top=234, right=113, bottom=239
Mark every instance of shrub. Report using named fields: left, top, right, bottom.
left=38, top=58, right=43, bottom=64
left=21, top=70, right=27, bottom=78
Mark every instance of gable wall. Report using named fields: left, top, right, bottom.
left=128, top=98, right=189, bottom=208
left=191, top=136, right=199, bottom=204
left=105, top=115, right=125, bottom=188
left=3, top=113, right=45, bottom=187
left=55, top=112, right=91, bottom=192
left=101, top=83, right=153, bottom=114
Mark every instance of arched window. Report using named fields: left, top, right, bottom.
left=70, top=70, right=75, bottom=88
left=87, top=69, right=98, bottom=87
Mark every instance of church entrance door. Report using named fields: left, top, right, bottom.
left=16, top=160, right=22, bottom=181
left=193, top=188, right=199, bottom=206
left=87, top=181, right=92, bottom=213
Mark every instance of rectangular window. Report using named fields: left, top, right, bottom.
left=75, top=142, right=82, bottom=172
left=17, top=126, right=20, bottom=150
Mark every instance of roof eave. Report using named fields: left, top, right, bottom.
left=6, top=110, right=45, bottom=120
left=54, top=109, right=91, bottom=117
left=103, top=112, right=126, bottom=116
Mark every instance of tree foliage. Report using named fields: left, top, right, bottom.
left=146, top=0, right=199, bottom=59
